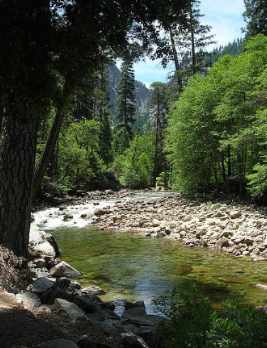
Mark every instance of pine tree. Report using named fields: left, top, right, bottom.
left=244, top=0, right=267, bottom=36
left=150, top=82, right=168, bottom=181
left=114, top=58, right=136, bottom=153
left=156, top=0, right=214, bottom=90
left=188, top=0, right=215, bottom=73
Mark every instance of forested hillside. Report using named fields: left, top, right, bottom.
left=107, top=64, right=151, bottom=116
left=167, top=35, right=267, bottom=199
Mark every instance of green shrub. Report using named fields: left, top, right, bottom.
left=157, top=283, right=267, bottom=348
left=113, top=133, right=155, bottom=189
left=57, top=119, right=105, bottom=190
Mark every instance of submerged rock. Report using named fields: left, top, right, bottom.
left=81, top=285, right=105, bottom=296
left=63, top=214, right=74, bottom=221
left=50, top=261, right=81, bottom=279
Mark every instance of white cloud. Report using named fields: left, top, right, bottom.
left=201, top=0, right=245, bottom=46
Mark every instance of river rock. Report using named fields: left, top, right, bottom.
left=125, top=301, right=146, bottom=310
left=50, top=261, right=81, bottom=278
left=55, top=277, right=72, bottom=290
left=230, top=210, right=242, bottom=219
left=63, top=214, right=73, bottom=221
left=16, top=292, right=41, bottom=310
left=36, top=304, right=53, bottom=315
left=77, top=335, right=111, bottom=348
left=31, top=258, right=47, bottom=268
left=38, top=339, right=78, bottom=348
left=81, top=285, right=105, bottom=296
left=123, top=306, right=160, bottom=328
left=256, top=283, right=267, bottom=291
left=0, top=290, right=17, bottom=309
left=121, top=333, right=150, bottom=348
left=29, top=241, right=56, bottom=258
left=73, top=295, right=100, bottom=313
left=94, top=209, right=107, bottom=217
left=32, top=277, right=56, bottom=294
left=55, top=298, right=87, bottom=321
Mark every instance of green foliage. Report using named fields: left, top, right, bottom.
left=57, top=119, right=104, bottom=190
left=113, top=133, right=155, bottom=188
left=167, top=35, right=267, bottom=195
left=244, top=0, right=267, bottom=36
left=158, top=283, right=267, bottom=348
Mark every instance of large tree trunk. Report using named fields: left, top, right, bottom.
left=0, top=114, right=38, bottom=256
left=33, top=107, right=66, bottom=200
left=0, top=1, right=50, bottom=256
left=169, top=28, right=183, bottom=92
left=32, top=81, right=73, bottom=200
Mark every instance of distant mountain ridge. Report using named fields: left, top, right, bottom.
left=107, top=63, right=151, bottom=119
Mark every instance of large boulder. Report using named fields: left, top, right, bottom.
left=16, top=292, right=41, bottom=311
left=32, top=277, right=56, bottom=294
left=73, top=295, right=100, bottom=314
left=0, top=290, right=17, bottom=309
left=38, top=339, right=78, bottom=348
left=49, top=261, right=81, bottom=279
left=29, top=241, right=56, bottom=258
left=55, top=298, right=87, bottom=322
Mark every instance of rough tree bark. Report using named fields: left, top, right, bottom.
left=0, top=114, right=39, bottom=256
left=0, top=0, right=50, bottom=256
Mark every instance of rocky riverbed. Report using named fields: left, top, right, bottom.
left=31, top=190, right=267, bottom=261
left=86, top=191, right=267, bottom=261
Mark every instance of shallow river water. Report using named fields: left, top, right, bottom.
left=53, top=226, right=267, bottom=313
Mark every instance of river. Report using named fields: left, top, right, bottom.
left=31, top=191, right=267, bottom=314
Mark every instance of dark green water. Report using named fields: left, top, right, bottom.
left=54, top=227, right=267, bottom=311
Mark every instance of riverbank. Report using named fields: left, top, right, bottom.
left=0, top=191, right=165, bottom=347
left=32, top=190, right=267, bottom=261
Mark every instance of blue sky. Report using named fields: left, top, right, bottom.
left=134, top=0, right=245, bottom=87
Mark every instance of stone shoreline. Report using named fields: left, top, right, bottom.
left=2, top=190, right=267, bottom=346
left=0, top=198, right=162, bottom=348
left=88, top=191, right=267, bottom=262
